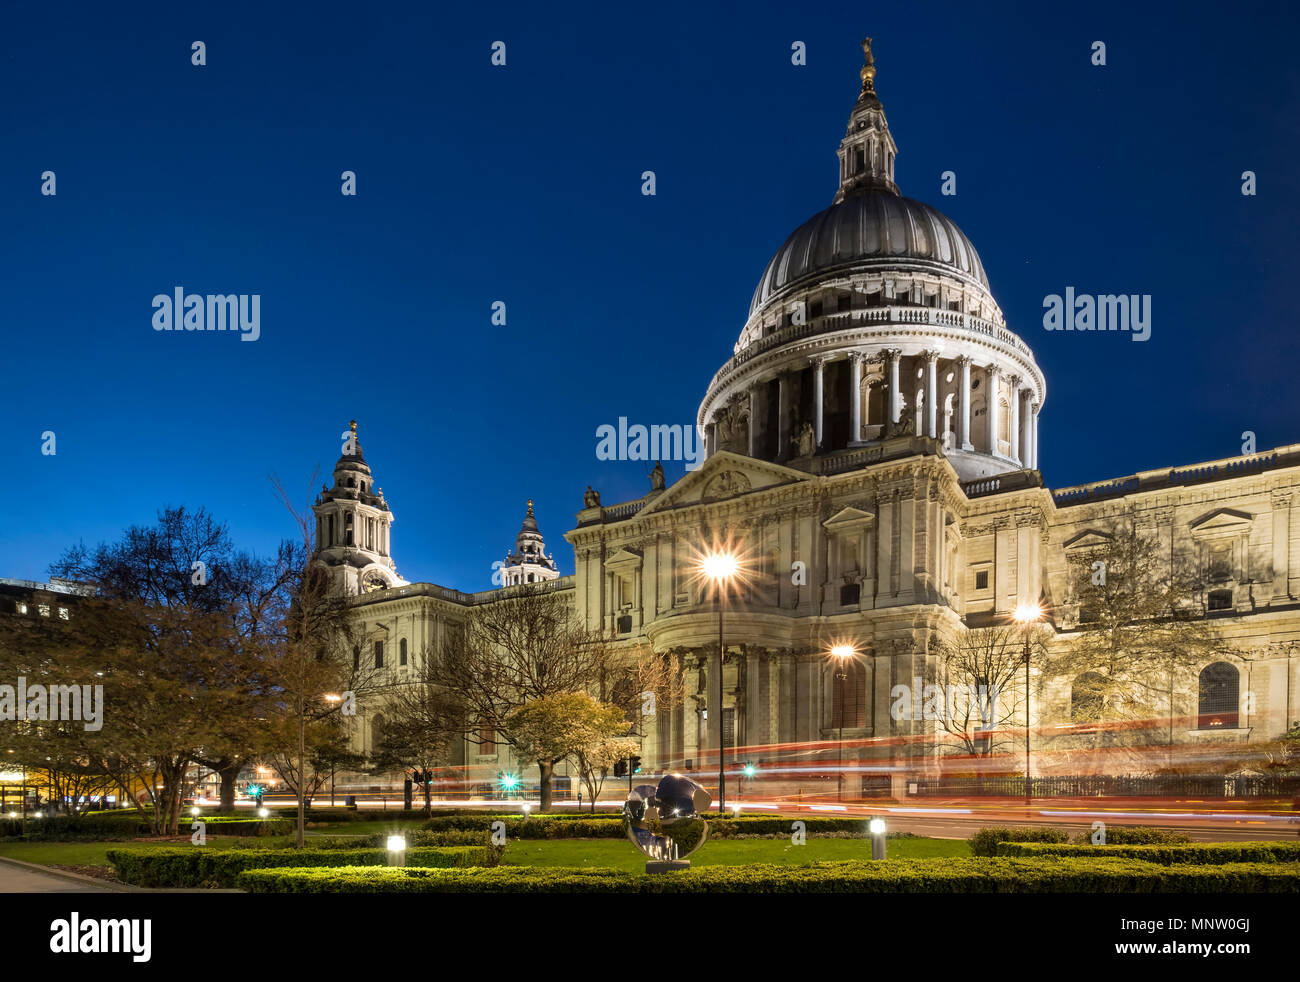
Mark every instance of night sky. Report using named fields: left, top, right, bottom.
left=2, top=1, right=1297, bottom=590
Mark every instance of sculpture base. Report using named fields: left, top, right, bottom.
left=645, top=859, right=691, bottom=874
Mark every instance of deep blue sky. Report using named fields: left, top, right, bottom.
left=2, top=1, right=1298, bottom=590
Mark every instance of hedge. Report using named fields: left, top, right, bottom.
left=997, top=841, right=1300, bottom=865
left=4, top=811, right=290, bottom=840
left=236, top=857, right=1300, bottom=894
left=107, top=844, right=501, bottom=888
left=968, top=826, right=1069, bottom=856
left=1069, top=825, right=1192, bottom=846
left=194, top=817, right=291, bottom=837
left=419, top=815, right=887, bottom=840
left=305, top=829, right=490, bottom=849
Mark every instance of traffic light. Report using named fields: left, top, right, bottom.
left=613, top=759, right=627, bottom=778
left=631, top=755, right=642, bottom=774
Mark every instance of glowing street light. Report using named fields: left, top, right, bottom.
left=1012, top=603, right=1045, bottom=804
left=257, top=807, right=269, bottom=819
left=829, top=644, right=856, bottom=801
left=700, top=550, right=739, bottom=813
left=387, top=834, right=407, bottom=867
left=869, top=817, right=887, bottom=859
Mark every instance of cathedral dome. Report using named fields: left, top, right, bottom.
left=749, top=192, right=990, bottom=317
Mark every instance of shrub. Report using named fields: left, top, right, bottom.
left=237, top=857, right=1300, bottom=894
left=1069, top=825, right=1191, bottom=846
left=2, top=810, right=151, bottom=840
left=107, top=844, right=501, bottom=888
left=996, top=841, right=1300, bottom=864
left=968, top=826, right=1069, bottom=856
left=199, top=817, right=291, bottom=837
left=303, top=829, right=490, bottom=850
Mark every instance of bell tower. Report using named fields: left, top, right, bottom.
left=311, top=420, right=408, bottom=595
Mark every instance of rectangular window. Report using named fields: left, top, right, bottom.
left=38, top=604, right=50, bottom=617
left=374, top=640, right=384, bottom=668
left=722, top=708, right=735, bottom=747
left=399, top=638, right=407, bottom=665
left=480, top=727, right=495, bottom=756
left=975, top=570, right=989, bottom=590
left=840, top=583, right=860, bottom=606
left=353, top=646, right=360, bottom=670
left=58, top=607, right=69, bottom=620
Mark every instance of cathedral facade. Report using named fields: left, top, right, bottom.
left=316, top=41, right=1300, bottom=797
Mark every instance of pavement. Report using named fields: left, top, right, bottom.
left=0, top=857, right=124, bottom=893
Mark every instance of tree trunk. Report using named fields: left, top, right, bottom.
left=218, top=761, right=241, bottom=813
left=538, top=760, right=553, bottom=812
left=296, top=713, right=307, bottom=848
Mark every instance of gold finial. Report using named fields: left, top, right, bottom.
left=349, top=419, right=357, bottom=434
left=860, top=36, right=876, bottom=90
left=527, top=498, right=534, bottom=514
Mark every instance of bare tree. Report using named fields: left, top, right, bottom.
left=935, top=625, right=1046, bottom=759
left=423, top=586, right=607, bottom=811
left=1046, top=515, right=1229, bottom=770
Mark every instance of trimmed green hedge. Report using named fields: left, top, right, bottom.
left=107, top=844, right=500, bottom=888
left=195, top=817, right=291, bottom=837
left=969, top=826, right=1069, bottom=856
left=237, top=857, right=1300, bottom=894
left=305, top=829, right=489, bottom=849
left=1070, top=825, right=1192, bottom=846
left=2, top=810, right=151, bottom=840
left=997, top=841, right=1300, bottom=864
left=419, top=815, right=884, bottom=840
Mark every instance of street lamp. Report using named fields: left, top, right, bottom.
left=1012, top=603, right=1043, bottom=805
left=701, top=550, right=739, bottom=813
left=387, top=834, right=407, bottom=867
left=830, top=644, right=856, bottom=801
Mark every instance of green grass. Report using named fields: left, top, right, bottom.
left=1, top=833, right=965, bottom=875
left=501, top=836, right=969, bottom=872
left=301, top=819, right=429, bottom=836
left=0, top=836, right=291, bottom=868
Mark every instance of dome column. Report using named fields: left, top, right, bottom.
left=848, top=352, right=864, bottom=446
left=986, top=365, right=1002, bottom=456
left=748, top=386, right=761, bottom=457
left=924, top=350, right=940, bottom=439
left=811, top=356, right=828, bottom=451
left=1028, top=399, right=1040, bottom=469
left=777, top=371, right=792, bottom=462
left=886, top=348, right=903, bottom=425
left=956, top=356, right=974, bottom=451
left=1008, top=376, right=1022, bottom=464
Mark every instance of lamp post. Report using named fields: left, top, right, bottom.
left=1012, top=603, right=1043, bottom=806
left=830, top=645, right=855, bottom=801
left=701, top=551, right=739, bottom=813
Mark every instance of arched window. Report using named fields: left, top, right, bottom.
left=830, top=660, right=866, bottom=728
left=1198, top=662, right=1239, bottom=729
left=1070, top=672, right=1107, bottom=722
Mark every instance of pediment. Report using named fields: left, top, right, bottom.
left=606, top=547, right=643, bottom=569
left=1063, top=529, right=1114, bottom=551
left=823, top=506, right=875, bottom=532
left=636, top=451, right=812, bottom=516
left=1189, top=508, right=1254, bottom=538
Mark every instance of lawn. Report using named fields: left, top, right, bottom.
left=0, top=833, right=967, bottom=877
left=0, top=836, right=286, bottom=868
left=502, top=836, right=969, bottom=872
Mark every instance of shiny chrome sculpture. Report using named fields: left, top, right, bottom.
left=623, top=774, right=712, bottom=870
